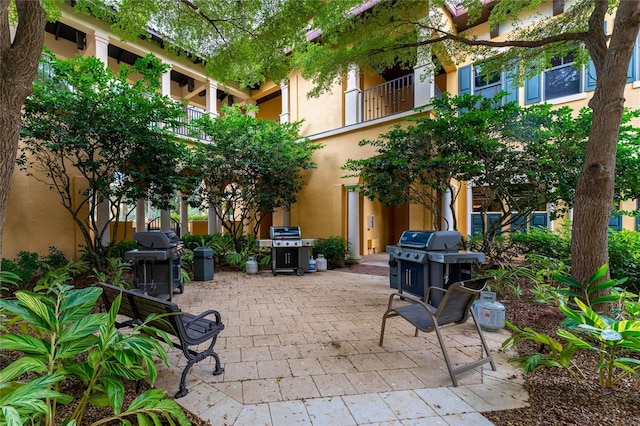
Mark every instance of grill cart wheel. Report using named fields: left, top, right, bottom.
left=296, top=268, right=305, bottom=276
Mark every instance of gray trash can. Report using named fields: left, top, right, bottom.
left=193, top=247, right=214, bottom=281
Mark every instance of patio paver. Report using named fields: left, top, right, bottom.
left=153, top=256, right=529, bottom=425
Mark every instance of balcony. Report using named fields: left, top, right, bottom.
left=360, top=74, right=414, bottom=123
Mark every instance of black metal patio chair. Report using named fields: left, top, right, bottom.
left=379, top=277, right=496, bottom=386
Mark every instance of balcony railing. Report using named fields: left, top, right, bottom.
left=361, top=74, right=414, bottom=122
left=173, top=106, right=207, bottom=138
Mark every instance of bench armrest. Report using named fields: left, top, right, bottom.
left=182, top=309, right=223, bottom=329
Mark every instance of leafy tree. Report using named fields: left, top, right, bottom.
left=19, top=52, right=188, bottom=268
left=292, top=0, right=640, bottom=308
left=346, top=93, right=640, bottom=264
left=189, top=104, right=321, bottom=253
left=1, top=0, right=324, bottom=263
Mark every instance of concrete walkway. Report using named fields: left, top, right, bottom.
left=154, top=256, right=529, bottom=425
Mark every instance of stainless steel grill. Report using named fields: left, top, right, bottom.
left=386, top=230, right=485, bottom=306
left=257, top=226, right=314, bottom=276
left=125, top=231, right=184, bottom=300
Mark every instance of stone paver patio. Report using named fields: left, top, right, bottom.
left=153, top=258, right=529, bottom=425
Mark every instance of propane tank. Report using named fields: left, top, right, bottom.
left=316, top=254, right=328, bottom=271
left=245, top=256, right=259, bottom=275
left=473, top=291, right=505, bottom=332
left=308, top=256, right=317, bottom=273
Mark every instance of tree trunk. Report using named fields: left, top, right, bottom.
left=571, top=2, right=640, bottom=312
left=0, top=1, right=46, bottom=263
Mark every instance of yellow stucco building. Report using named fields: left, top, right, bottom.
left=4, top=1, right=639, bottom=262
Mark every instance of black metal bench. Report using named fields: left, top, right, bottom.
left=98, top=282, right=224, bottom=398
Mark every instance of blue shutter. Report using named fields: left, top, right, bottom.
left=608, top=214, right=622, bottom=231
left=458, top=65, right=472, bottom=95
left=511, top=214, right=527, bottom=232
left=636, top=214, right=640, bottom=231
left=503, top=67, right=519, bottom=105
left=524, top=73, right=541, bottom=104
left=488, top=214, right=502, bottom=235
left=587, top=22, right=608, bottom=91
left=530, top=212, right=548, bottom=229
left=471, top=214, right=483, bottom=235
left=585, top=59, right=597, bottom=91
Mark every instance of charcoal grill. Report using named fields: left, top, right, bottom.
left=125, top=231, right=184, bottom=300
left=264, top=226, right=313, bottom=276
left=386, top=230, right=485, bottom=307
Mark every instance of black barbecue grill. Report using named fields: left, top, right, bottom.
left=386, top=230, right=485, bottom=307
left=125, top=231, right=184, bottom=300
left=263, top=226, right=313, bottom=276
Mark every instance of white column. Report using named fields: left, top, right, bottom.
left=180, top=194, right=189, bottom=236
left=346, top=185, right=362, bottom=262
left=97, top=194, right=110, bottom=246
left=158, top=68, right=174, bottom=229
left=206, top=81, right=219, bottom=117
left=280, top=82, right=290, bottom=124
left=93, top=32, right=109, bottom=63
left=441, top=186, right=454, bottom=230
left=244, top=98, right=257, bottom=117
left=136, top=199, right=146, bottom=233
left=344, top=65, right=361, bottom=125
left=414, top=32, right=432, bottom=108
left=93, top=33, right=111, bottom=245
left=208, top=207, right=219, bottom=234
left=160, top=209, right=171, bottom=232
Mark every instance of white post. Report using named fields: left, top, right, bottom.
left=206, top=81, right=219, bottom=117
left=441, top=185, right=454, bottom=230
left=208, top=207, right=218, bottom=235
left=136, top=199, right=145, bottom=234
left=160, top=209, right=171, bottom=232
left=97, top=195, right=110, bottom=246
left=93, top=32, right=109, bottom=63
left=346, top=185, right=362, bottom=262
left=282, top=207, right=291, bottom=226
left=414, top=30, right=432, bottom=108
left=344, top=65, right=361, bottom=125
left=180, top=193, right=189, bottom=236
left=280, top=82, right=290, bottom=124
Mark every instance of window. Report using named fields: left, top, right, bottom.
left=544, top=53, right=581, bottom=100
left=473, top=63, right=502, bottom=98
left=458, top=61, right=518, bottom=105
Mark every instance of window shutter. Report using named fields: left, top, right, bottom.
left=503, top=68, right=519, bottom=104
left=586, top=21, right=608, bottom=91
left=627, top=44, right=636, bottom=83
left=524, top=73, right=541, bottom=104
left=608, top=214, right=622, bottom=231
left=585, top=59, right=597, bottom=91
left=471, top=214, right=483, bottom=235
left=458, top=65, right=472, bottom=95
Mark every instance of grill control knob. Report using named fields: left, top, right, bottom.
left=405, top=252, right=410, bottom=258
left=414, top=254, right=419, bottom=259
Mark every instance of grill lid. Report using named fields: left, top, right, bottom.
left=270, top=226, right=301, bottom=239
left=398, top=230, right=462, bottom=251
left=134, top=231, right=173, bottom=249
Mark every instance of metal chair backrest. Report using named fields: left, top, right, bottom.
left=433, top=277, right=489, bottom=326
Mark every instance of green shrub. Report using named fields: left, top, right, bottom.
left=313, top=236, right=348, bottom=269
left=39, top=246, right=69, bottom=270
left=110, top=240, right=138, bottom=260
left=511, top=227, right=571, bottom=261
left=608, top=230, right=640, bottom=293
left=0, top=271, right=189, bottom=425
left=1, top=250, right=40, bottom=285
